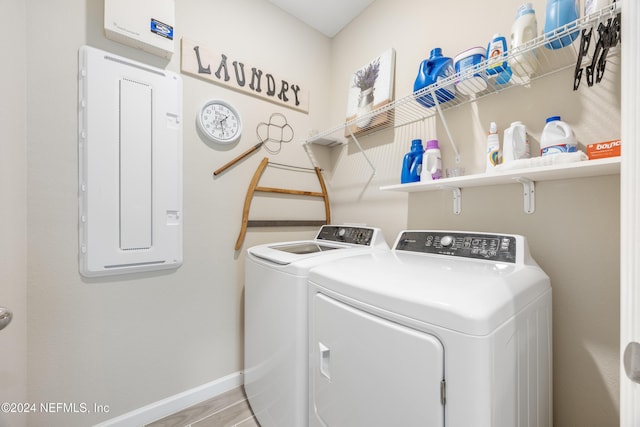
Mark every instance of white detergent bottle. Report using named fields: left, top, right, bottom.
left=503, top=121, right=530, bottom=163
left=485, top=122, right=501, bottom=172
left=510, top=3, right=538, bottom=80
left=422, top=139, right=442, bottom=180
left=540, top=116, right=577, bottom=155
left=585, top=0, right=611, bottom=16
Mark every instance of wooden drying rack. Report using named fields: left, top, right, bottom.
left=235, top=157, right=331, bottom=250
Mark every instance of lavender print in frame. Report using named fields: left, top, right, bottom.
left=345, top=48, right=395, bottom=137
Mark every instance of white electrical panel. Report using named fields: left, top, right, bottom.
left=78, top=45, right=183, bottom=277
left=104, top=0, right=175, bottom=58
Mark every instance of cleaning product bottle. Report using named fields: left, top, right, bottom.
left=510, top=3, right=538, bottom=79
left=486, top=34, right=512, bottom=85
left=423, top=139, right=442, bottom=180
left=503, top=121, right=530, bottom=163
left=540, top=116, right=577, bottom=155
left=585, top=0, right=611, bottom=16
left=486, top=122, right=501, bottom=172
left=544, top=0, right=580, bottom=49
left=413, top=48, right=455, bottom=108
left=401, top=139, right=424, bottom=183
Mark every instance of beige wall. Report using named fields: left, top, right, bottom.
left=324, top=0, right=621, bottom=425
left=24, top=0, right=330, bottom=425
left=0, top=1, right=28, bottom=427
left=13, top=0, right=621, bottom=425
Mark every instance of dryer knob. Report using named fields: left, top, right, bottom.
left=440, top=235, right=454, bottom=247
left=338, top=228, right=346, bottom=237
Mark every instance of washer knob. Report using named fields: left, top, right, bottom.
left=338, top=228, right=346, bottom=237
left=440, top=235, right=454, bottom=247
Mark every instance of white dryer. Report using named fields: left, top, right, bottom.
left=308, top=230, right=552, bottom=427
left=244, top=225, right=388, bottom=427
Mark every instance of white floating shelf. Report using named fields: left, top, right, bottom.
left=380, top=157, right=620, bottom=214
left=381, top=157, right=620, bottom=192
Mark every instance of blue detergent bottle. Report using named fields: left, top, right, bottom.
left=401, top=139, right=424, bottom=183
left=413, top=48, right=455, bottom=108
left=544, top=0, right=580, bottom=49
left=486, top=34, right=512, bottom=84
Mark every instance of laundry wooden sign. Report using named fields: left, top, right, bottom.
left=181, top=38, right=309, bottom=113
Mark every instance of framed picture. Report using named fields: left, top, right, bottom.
left=345, top=48, right=396, bottom=137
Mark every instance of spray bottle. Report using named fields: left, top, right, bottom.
left=486, top=122, right=501, bottom=172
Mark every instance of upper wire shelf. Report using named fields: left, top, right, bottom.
left=304, top=2, right=622, bottom=145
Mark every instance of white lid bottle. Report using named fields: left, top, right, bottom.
left=503, top=121, right=530, bottom=162
left=585, top=0, right=611, bottom=16
left=510, top=3, right=538, bottom=79
left=422, top=139, right=442, bottom=180
left=540, top=116, right=577, bottom=156
left=486, top=122, right=501, bottom=172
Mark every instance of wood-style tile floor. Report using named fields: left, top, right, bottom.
left=145, top=387, right=261, bottom=427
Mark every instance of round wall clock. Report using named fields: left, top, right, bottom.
left=197, top=99, right=243, bottom=144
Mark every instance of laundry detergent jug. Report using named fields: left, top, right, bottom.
left=540, top=116, right=577, bottom=155
left=503, top=121, right=531, bottom=162
left=401, top=139, right=424, bottom=183
left=486, top=34, right=512, bottom=85
left=585, top=0, right=611, bottom=16
left=422, top=139, right=442, bottom=180
left=510, top=3, right=538, bottom=79
left=414, top=48, right=455, bottom=108
left=544, top=0, right=580, bottom=49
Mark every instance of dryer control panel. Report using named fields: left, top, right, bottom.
left=395, top=231, right=518, bottom=263
left=316, top=226, right=377, bottom=246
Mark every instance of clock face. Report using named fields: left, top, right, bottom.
left=197, top=100, right=242, bottom=144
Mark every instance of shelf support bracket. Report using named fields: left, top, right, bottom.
left=517, top=178, right=535, bottom=214
left=451, top=187, right=462, bottom=214
left=431, top=88, right=461, bottom=164
left=441, top=185, right=462, bottom=215
left=347, top=127, right=376, bottom=179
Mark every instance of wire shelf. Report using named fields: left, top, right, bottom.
left=305, top=2, right=621, bottom=145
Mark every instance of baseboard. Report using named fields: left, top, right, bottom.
left=93, top=371, right=243, bottom=427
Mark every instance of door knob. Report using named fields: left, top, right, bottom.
left=624, top=341, right=640, bottom=384
left=0, top=307, right=12, bottom=331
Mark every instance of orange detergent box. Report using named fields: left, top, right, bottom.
left=587, top=139, right=621, bottom=159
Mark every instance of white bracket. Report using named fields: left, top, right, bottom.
left=440, top=180, right=533, bottom=215
left=441, top=186, right=461, bottom=214
left=516, top=178, right=535, bottom=214
left=347, top=127, right=376, bottom=179
left=451, top=187, right=461, bottom=215
left=431, top=88, right=461, bottom=164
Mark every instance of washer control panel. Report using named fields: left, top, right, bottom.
left=316, top=226, right=376, bottom=246
left=395, top=231, right=518, bottom=263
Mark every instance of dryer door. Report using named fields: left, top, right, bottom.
left=311, top=293, right=445, bottom=427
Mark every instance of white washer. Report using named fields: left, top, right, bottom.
left=308, top=230, right=552, bottom=427
left=244, top=225, right=388, bottom=427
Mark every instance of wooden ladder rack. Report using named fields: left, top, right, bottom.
left=235, top=157, right=331, bottom=250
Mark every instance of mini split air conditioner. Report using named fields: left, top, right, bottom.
left=104, top=0, right=175, bottom=59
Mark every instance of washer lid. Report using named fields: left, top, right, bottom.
left=308, top=251, right=551, bottom=336
left=249, top=241, right=347, bottom=265
left=247, top=225, right=388, bottom=266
